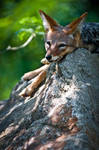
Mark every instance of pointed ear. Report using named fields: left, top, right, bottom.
left=63, top=12, right=88, bottom=34
left=39, top=10, right=59, bottom=31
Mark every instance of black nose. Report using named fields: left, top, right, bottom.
left=46, top=55, right=52, bottom=61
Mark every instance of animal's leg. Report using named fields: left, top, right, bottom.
left=23, top=58, right=49, bottom=80
left=23, top=64, right=49, bottom=80
left=19, top=65, right=49, bottom=97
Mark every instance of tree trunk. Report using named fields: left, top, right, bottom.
left=0, top=48, right=99, bottom=150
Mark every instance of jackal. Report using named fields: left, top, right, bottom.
left=19, top=10, right=99, bottom=97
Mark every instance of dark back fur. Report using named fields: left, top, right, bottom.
left=81, top=23, right=99, bottom=53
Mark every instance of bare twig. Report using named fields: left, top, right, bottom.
left=6, top=33, right=36, bottom=51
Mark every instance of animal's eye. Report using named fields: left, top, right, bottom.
left=58, top=43, right=66, bottom=49
left=46, top=41, right=51, bottom=46
left=45, top=41, right=51, bottom=50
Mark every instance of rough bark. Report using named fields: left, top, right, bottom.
left=0, top=48, right=99, bottom=150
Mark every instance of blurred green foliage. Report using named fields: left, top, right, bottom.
left=0, top=0, right=99, bottom=100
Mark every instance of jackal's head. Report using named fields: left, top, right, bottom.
left=39, top=10, right=87, bottom=62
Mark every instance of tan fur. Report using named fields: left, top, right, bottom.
left=23, top=64, right=49, bottom=80
left=19, top=65, right=49, bottom=97
left=39, top=11, right=87, bottom=62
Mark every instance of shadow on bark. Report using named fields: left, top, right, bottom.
left=0, top=48, right=99, bottom=150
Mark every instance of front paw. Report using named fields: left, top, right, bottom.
left=22, top=72, right=34, bottom=81
left=41, top=58, right=50, bottom=64
left=19, top=86, right=34, bottom=97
